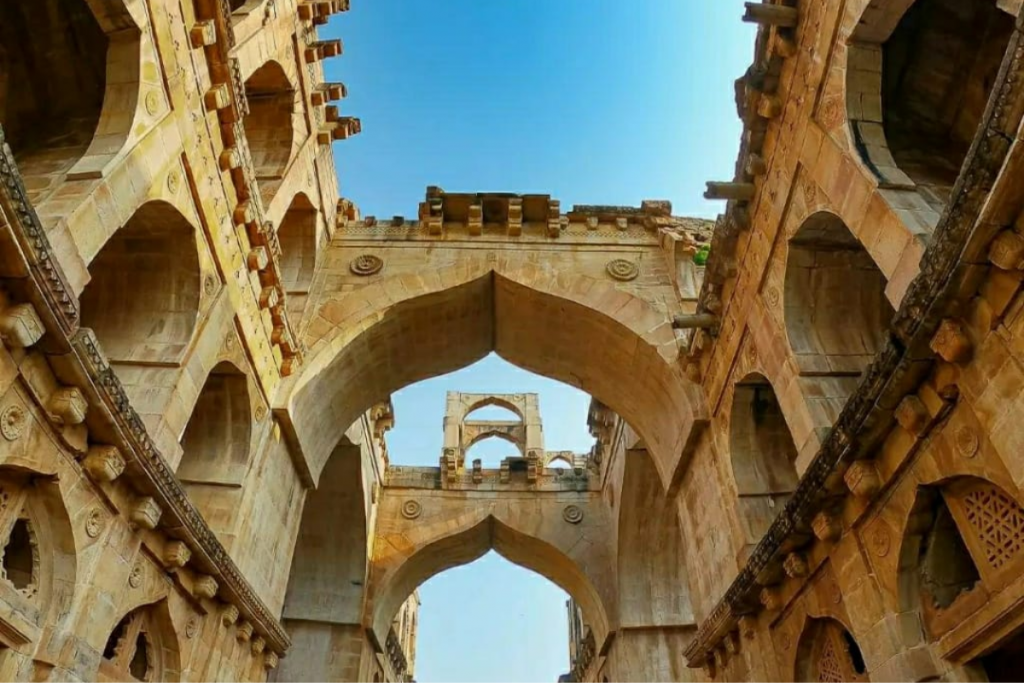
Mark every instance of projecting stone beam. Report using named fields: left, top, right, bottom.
left=742, top=3, right=798, bottom=28
left=704, top=182, right=756, bottom=201
left=672, top=314, right=720, bottom=330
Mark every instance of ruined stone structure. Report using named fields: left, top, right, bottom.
left=3, top=0, right=1024, bottom=681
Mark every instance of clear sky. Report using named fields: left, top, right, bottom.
left=320, top=2, right=755, bottom=680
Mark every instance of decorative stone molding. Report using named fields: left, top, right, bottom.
left=195, top=575, right=219, bottom=600
left=843, top=461, right=881, bottom=499
left=47, top=387, right=88, bottom=426
left=0, top=404, right=27, bottom=441
left=163, top=541, right=192, bottom=569
left=350, top=254, right=383, bottom=276
left=85, top=509, right=105, bottom=538
left=759, top=587, right=781, bottom=612
left=989, top=230, right=1024, bottom=270
left=954, top=425, right=980, bottom=459
left=129, top=497, right=162, bottom=530
left=82, top=446, right=125, bottom=482
left=128, top=561, right=143, bottom=588
left=811, top=511, right=841, bottom=542
left=0, top=303, right=44, bottom=348
left=252, top=636, right=266, bottom=655
left=221, top=604, right=240, bottom=627
left=237, top=621, right=254, bottom=642
left=190, top=21, right=216, bottom=48
left=264, top=652, right=279, bottom=670
left=930, top=318, right=972, bottom=363
left=401, top=500, right=422, bottom=520
left=562, top=505, right=584, bottom=524
left=895, top=395, right=929, bottom=435
left=606, top=259, right=639, bottom=281
left=782, top=552, right=807, bottom=578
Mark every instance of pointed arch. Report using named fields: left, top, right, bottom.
left=243, top=60, right=298, bottom=204
left=846, top=0, right=1014, bottom=215
left=80, top=200, right=202, bottom=365
left=0, top=0, right=141, bottom=216
left=370, top=516, right=610, bottom=649
left=178, top=361, right=253, bottom=543
left=97, top=599, right=180, bottom=682
left=462, top=396, right=525, bottom=423
left=282, top=270, right=705, bottom=491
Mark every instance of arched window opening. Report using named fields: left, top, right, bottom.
left=99, top=604, right=178, bottom=682
left=464, top=403, right=523, bottom=423
left=848, top=0, right=1014, bottom=215
left=785, top=213, right=894, bottom=376
left=0, top=0, right=108, bottom=207
left=796, top=618, right=868, bottom=682
left=1, top=518, right=35, bottom=593
left=729, top=374, right=798, bottom=543
left=178, top=362, right=252, bottom=539
left=464, top=435, right=521, bottom=469
left=80, top=201, right=201, bottom=366
left=278, top=193, right=319, bottom=298
left=229, top=0, right=247, bottom=10
left=243, top=62, right=296, bottom=204
left=918, top=495, right=980, bottom=610
left=899, top=478, right=1024, bottom=642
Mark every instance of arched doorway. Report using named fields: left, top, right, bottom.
left=243, top=61, right=297, bottom=204
left=177, top=361, right=253, bottom=544
left=0, top=0, right=107, bottom=208
left=784, top=212, right=895, bottom=428
left=80, top=201, right=202, bottom=366
left=847, top=0, right=1014, bottom=214
left=729, top=373, right=799, bottom=544
left=277, top=192, right=319, bottom=316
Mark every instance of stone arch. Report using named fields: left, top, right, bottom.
left=896, top=484, right=984, bottom=644
left=462, top=396, right=525, bottom=423
left=729, top=372, right=799, bottom=544
left=616, top=448, right=693, bottom=627
left=785, top=211, right=894, bottom=375
left=369, top=515, right=611, bottom=650
left=794, top=616, right=868, bottom=682
left=284, top=271, right=704, bottom=491
left=0, top=466, right=76, bottom=637
left=177, top=361, right=253, bottom=542
left=0, top=0, right=141, bottom=211
left=275, top=440, right=368, bottom=683
left=278, top=192, right=319, bottom=296
left=97, top=599, right=180, bottom=682
left=784, top=212, right=895, bottom=431
left=846, top=0, right=1014, bottom=215
left=79, top=200, right=202, bottom=366
left=464, top=430, right=523, bottom=453
left=897, top=475, right=1024, bottom=646
left=243, top=60, right=298, bottom=204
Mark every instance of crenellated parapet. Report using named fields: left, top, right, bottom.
left=335, top=187, right=713, bottom=244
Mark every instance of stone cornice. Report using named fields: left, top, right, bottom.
left=684, top=16, right=1024, bottom=669
left=0, top=126, right=291, bottom=655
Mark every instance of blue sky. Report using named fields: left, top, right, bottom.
left=321, top=2, right=754, bottom=680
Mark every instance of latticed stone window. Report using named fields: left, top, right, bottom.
left=99, top=607, right=161, bottom=683
left=0, top=478, right=39, bottom=600
left=943, top=478, right=1024, bottom=584
left=798, top=619, right=867, bottom=683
